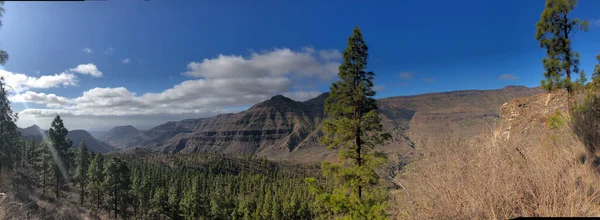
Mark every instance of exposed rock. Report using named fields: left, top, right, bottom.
left=112, top=86, right=543, bottom=162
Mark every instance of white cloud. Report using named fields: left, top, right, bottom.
left=82, top=47, right=93, bottom=54
left=105, top=47, right=116, bottom=54
left=319, top=49, right=342, bottom=61
left=373, top=85, right=386, bottom=91
left=398, top=72, right=414, bottom=79
left=591, top=18, right=600, bottom=27
left=0, top=70, right=77, bottom=92
left=9, top=91, right=70, bottom=106
left=182, top=48, right=340, bottom=80
left=16, top=47, right=338, bottom=129
left=69, top=63, right=103, bottom=77
left=498, top=74, right=519, bottom=80
left=122, top=57, right=131, bottom=64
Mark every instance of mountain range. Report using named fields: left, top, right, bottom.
left=88, top=85, right=544, bottom=162
left=18, top=86, right=543, bottom=161
left=18, top=125, right=116, bottom=153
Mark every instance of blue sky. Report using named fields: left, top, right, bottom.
left=1, top=0, right=600, bottom=130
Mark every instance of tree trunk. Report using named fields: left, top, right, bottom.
left=564, top=12, right=573, bottom=114
left=55, top=172, right=60, bottom=200
left=114, top=180, right=118, bottom=219
left=80, top=183, right=84, bottom=205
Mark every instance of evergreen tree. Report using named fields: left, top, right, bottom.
left=536, top=0, right=589, bottom=111
left=48, top=115, right=73, bottom=200
left=168, top=183, right=181, bottom=219
left=33, top=141, right=52, bottom=193
left=87, top=153, right=104, bottom=210
left=306, top=26, right=390, bottom=219
left=0, top=2, right=7, bottom=65
left=0, top=77, right=19, bottom=174
left=180, top=179, right=200, bottom=220
left=74, top=140, right=90, bottom=205
left=151, top=187, right=168, bottom=219
left=102, top=157, right=131, bottom=219
left=592, top=53, right=600, bottom=90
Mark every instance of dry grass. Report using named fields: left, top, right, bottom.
left=392, top=122, right=600, bottom=219
left=0, top=170, right=97, bottom=220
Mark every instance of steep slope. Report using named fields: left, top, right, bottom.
left=377, top=85, right=544, bottom=156
left=67, top=130, right=116, bottom=153
left=117, top=93, right=327, bottom=159
left=18, top=126, right=116, bottom=153
left=116, top=86, right=543, bottom=162
left=96, top=125, right=140, bottom=148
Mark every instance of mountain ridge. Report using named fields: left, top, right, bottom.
left=105, top=85, right=543, bottom=162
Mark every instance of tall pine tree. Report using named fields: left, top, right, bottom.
left=48, top=115, right=73, bottom=200
left=535, top=0, right=589, bottom=111
left=74, top=140, right=90, bottom=205
left=0, top=77, right=19, bottom=174
left=306, top=26, right=390, bottom=219
left=87, top=153, right=105, bottom=210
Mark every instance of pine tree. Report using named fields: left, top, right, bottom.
left=180, top=179, right=200, bottom=220
left=87, top=153, right=104, bottom=210
left=306, top=26, right=391, bottom=219
left=151, top=187, right=168, bottom=219
left=0, top=77, right=19, bottom=174
left=536, top=0, right=589, bottom=111
left=74, top=140, right=90, bottom=205
left=168, top=183, right=181, bottom=219
left=36, top=141, right=54, bottom=194
left=592, top=53, right=600, bottom=90
left=0, top=2, right=7, bottom=65
left=48, top=115, right=73, bottom=200
left=130, top=173, right=142, bottom=218
left=102, top=157, right=131, bottom=219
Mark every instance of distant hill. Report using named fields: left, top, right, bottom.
left=108, top=85, right=543, bottom=162
left=18, top=126, right=116, bottom=153
left=93, top=125, right=140, bottom=149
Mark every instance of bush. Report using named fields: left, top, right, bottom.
left=392, top=124, right=600, bottom=219
left=547, top=110, right=565, bottom=129
left=572, top=94, right=600, bottom=165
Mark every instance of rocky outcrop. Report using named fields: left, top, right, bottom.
left=497, top=89, right=569, bottom=143
left=111, top=86, right=544, bottom=162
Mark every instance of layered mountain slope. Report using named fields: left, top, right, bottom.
left=18, top=126, right=116, bottom=153
left=377, top=86, right=544, bottom=155
left=115, top=93, right=328, bottom=159
left=113, top=86, right=543, bottom=162
left=95, top=125, right=140, bottom=148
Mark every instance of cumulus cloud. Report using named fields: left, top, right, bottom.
left=182, top=48, right=340, bottom=80
left=19, top=48, right=338, bottom=120
left=319, top=49, right=342, bottom=61
left=16, top=47, right=339, bottom=129
left=105, top=47, right=116, bottom=54
left=69, top=63, right=103, bottom=77
left=498, top=74, right=519, bottom=80
left=82, top=47, right=93, bottom=54
left=0, top=70, right=78, bottom=92
left=9, top=91, right=70, bottom=105
left=398, top=72, right=414, bottom=79
left=122, top=57, right=131, bottom=64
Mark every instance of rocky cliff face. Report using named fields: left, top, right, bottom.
left=378, top=86, right=544, bottom=156
left=115, top=93, right=328, bottom=159
left=495, top=89, right=569, bottom=145
left=110, top=86, right=544, bottom=162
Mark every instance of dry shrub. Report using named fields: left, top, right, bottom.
left=393, top=123, right=600, bottom=219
